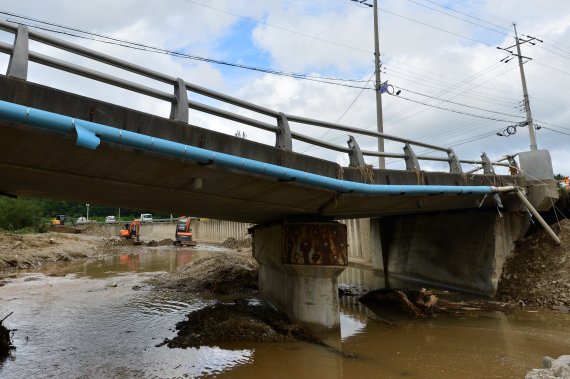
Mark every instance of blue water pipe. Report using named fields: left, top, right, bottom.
left=0, top=100, right=506, bottom=196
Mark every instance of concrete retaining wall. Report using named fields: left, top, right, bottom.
left=96, top=219, right=252, bottom=243
left=97, top=219, right=365, bottom=250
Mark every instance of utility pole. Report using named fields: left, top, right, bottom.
left=498, top=25, right=541, bottom=150
left=513, top=24, right=537, bottom=151
left=373, top=0, right=385, bottom=168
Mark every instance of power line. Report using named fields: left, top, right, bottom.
left=377, top=6, right=495, bottom=47
left=533, top=59, right=570, bottom=77
left=300, top=72, right=376, bottom=154
left=382, top=64, right=520, bottom=106
left=421, top=0, right=513, bottom=33
left=406, top=0, right=511, bottom=37
left=392, top=86, right=524, bottom=118
left=181, top=0, right=372, bottom=55
left=0, top=12, right=374, bottom=90
left=388, top=93, right=520, bottom=123
left=541, top=126, right=570, bottom=137
left=534, top=119, right=570, bottom=132
left=382, top=62, right=516, bottom=126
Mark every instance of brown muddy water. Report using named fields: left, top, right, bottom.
left=0, top=248, right=569, bottom=379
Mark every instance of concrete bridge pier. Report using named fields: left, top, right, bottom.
left=251, top=220, right=348, bottom=332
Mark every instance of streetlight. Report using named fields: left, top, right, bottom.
left=86, top=203, right=90, bottom=221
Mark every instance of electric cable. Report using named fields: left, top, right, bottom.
left=300, top=71, right=376, bottom=153
left=0, top=12, right=373, bottom=89
left=421, top=0, right=513, bottom=33
left=406, top=0, right=511, bottom=37
left=180, top=0, right=372, bottom=55
left=391, top=86, right=524, bottom=118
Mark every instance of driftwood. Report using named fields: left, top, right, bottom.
left=0, top=312, right=14, bottom=359
left=359, top=288, right=438, bottom=318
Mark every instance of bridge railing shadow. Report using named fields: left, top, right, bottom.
left=0, top=19, right=516, bottom=175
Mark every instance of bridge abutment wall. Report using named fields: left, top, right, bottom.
left=377, top=210, right=530, bottom=295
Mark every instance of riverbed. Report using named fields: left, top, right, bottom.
left=0, top=247, right=569, bottom=378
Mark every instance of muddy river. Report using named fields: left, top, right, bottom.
left=0, top=247, right=569, bottom=378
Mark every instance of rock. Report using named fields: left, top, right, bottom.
left=147, top=240, right=158, bottom=247
left=525, top=355, right=570, bottom=379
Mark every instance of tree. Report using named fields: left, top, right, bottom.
left=0, top=197, right=43, bottom=231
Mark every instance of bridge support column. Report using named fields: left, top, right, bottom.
left=251, top=221, right=348, bottom=332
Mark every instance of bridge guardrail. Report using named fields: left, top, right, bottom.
left=0, top=19, right=513, bottom=175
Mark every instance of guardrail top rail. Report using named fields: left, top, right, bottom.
left=0, top=19, right=512, bottom=175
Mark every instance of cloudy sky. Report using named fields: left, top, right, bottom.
left=1, top=0, right=570, bottom=175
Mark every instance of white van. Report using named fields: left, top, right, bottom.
left=140, top=213, right=153, bottom=223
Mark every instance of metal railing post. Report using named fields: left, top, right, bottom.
left=7, top=25, right=29, bottom=80
left=169, top=78, right=189, bottom=123
left=481, top=152, right=495, bottom=174
left=347, top=135, right=366, bottom=168
left=447, top=149, right=463, bottom=173
left=403, top=143, right=421, bottom=171
left=276, top=112, right=292, bottom=150
left=507, top=155, right=519, bottom=174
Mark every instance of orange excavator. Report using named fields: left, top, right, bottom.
left=119, top=220, right=142, bottom=245
left=174, top=218, right=197, bottom=246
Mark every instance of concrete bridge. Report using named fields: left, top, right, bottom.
left=0, top=20, right=560, bottom=331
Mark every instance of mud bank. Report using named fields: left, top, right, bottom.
left=0, top=229, right=178, bottom=276
left=0, top=231, right=120, bottom=274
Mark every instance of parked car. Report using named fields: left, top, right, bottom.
left=105, top=216, right=117, bottom=224
left=139, top=213, right=153, bottom=223
left=76, top=216, right=88, bottom=224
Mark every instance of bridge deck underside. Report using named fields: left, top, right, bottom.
left=0, top=123, right=518, bottom=224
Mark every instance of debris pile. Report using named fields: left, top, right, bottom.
left=0, top=312, right=14, bottom=359
left=221, top=237, right=252, bottom=250
left=359, top=288, right=438, bottom=318
left=165, top=300, right=313, bottom=348
left=497, top=219, right=570, bottom=307
left=150, top=250, right=258, bottom=295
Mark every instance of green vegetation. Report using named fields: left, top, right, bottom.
left=0, top=196, right=171, bottom=232
left=0, top=197, right=44, bottom=232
